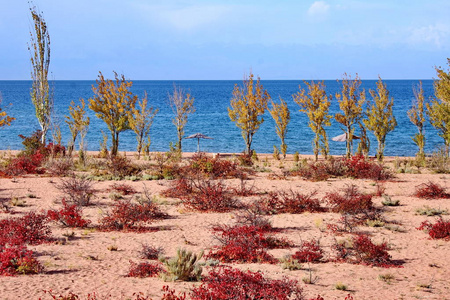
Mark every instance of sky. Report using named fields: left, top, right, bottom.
left=1, top=0, right=450, bottom=80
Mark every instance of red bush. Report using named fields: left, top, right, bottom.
left=344, top=154, right=392, bottom=180
left=127, top=261, right=164, bottom=278
left=257, top=190, right=323, bottom=214
left=417, top=218, right=450, bottom=240
left=139, top=243, right=164, bottom=260
left=0, top=245, right=43, bottom=276
left=109, top=183, right=137, bottom=195
left=414, top=181, right=449, bottom=199
left=292, top=240, right=324, bottom=263
left=6, top=151, right=45, bottom=176
left=47, top=199, right=91, bottom=228
left=206, top=225, right=291, bottom=263
left=99, top=200, right=165, bottom=231
left=191, top=266, right=304, bottom=300
left=162, top=178, right=194, bottom=198
left=188, top=152, right=242, bottom=179
left=325, top=184, right=373, bottom=215
left=0, top=212, right=51, bottom=246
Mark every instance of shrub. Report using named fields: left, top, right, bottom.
left=190, top=266, right=304, bottom=300
left=99, top=199, right=165, bottom=231
left=292, top=161, right=331, bottom=181
left=47, top=199, right=91, bottom=228
left=415, top=206, right=448, bottom=216
left=107, top=155, right=140, bottom=178
left=139, top=243, right=164, bottom=260
left=0, top=212, right=51, bottom=246
left=46, top=157, right=74, bottom=177
left=206, top=224, right=290, bottom=263
left=344, top=154, right=392, bottom=180
left=292, top=240, right=324, bottom=263
left=162, top=178, right=194, bottom=198
left=0, top=245, right=43, bottom=276
left=159, top=248, right=203, bottom=281
left=325, top=184, right=373, bottom=215
left=5, top=151, right=45, bottom=176
left=188, top=152, right=241, bottom=179
left=414, top=181, right=449, bottom=199
left=417, top=218, right=450, bottom=240
left=109, top=183, right=137, bottom=195
left=258, top=190, right=323, bottom=214
left=127, top=261, right=164, bottom=278
left=56, top=176, right=95, bottom=206
left=233, top=209, right=273, bottom=232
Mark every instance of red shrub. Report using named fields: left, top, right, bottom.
left=0, top=212, right=51, bottom=246
left=292, top=240, right=324, bottom=263
left=127, top=261, right=164, bottom=278
left=344, top=154, right=392, bottom=180
left=414, top=181, right=449, bottom=199
left=162, top=178, right=194, bottom=198
left=417, top=218, right=450, bottom=240
left=6, top=151, right=45, bottom=176
left=139, top=243, right=164, bottom=260
left=188, top=153, right=241, bottom=179
left=161, top=286, right=186, bottom=300
left=99, top=200, right=165, bottom=231
left=206, top=225, right=291, bottom=263
left=45, top=143, right=66, bottom=157
left=47, top=199, right=91, bottom=228
left=263, top=190, right=323, bottom=214
left=293, top=161, right=331, bottom=182
left=0, top=245, right=43, bottom=276
left=191, top=266, right=304, bottom=300
left=325, top=184, right=373, bottom=214
left=109, top=183, right=137, bottom=195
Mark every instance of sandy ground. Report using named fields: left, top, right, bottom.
left=0, top=152, right=449, bottom=300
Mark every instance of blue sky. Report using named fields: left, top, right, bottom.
left=1, top=0, right=449, bottom=80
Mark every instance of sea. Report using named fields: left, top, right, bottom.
left=0, top=80, right=443, bottom=157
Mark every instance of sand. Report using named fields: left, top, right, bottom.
left=0, top=152, right=449, bottom=300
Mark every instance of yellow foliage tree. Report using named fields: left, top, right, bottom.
left=228, top=72, right=270, bottom=154
left=129, top=91, right=158, bottom=159
left=335, top=74, right=366, bottom=158
left=427, top=59, right=450, bottom=154
left=169, top=85, right=195, bottom=152
left=88, top=72, right=137, bottom=156
left=364, top=77, right=397, bottom=161
left=408, top=81, right=426, bottom=157
left=293, top=81, right=332, bottom=161
left=65, top=98, right=90, bottom=156
left=268, top=97, right=290, bottom=158
left=0, top=93, right=14, bottom=129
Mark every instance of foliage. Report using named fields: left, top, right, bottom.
left=107, top=155, right=140, bottom=178
left=344, top=154, right=392, bottom=180
left=364, top=77, right=397, bottom=161
left=46, top=157, right=74, bottom=176
left=65, top=98, right=90, bottom=156
left=325, top=184, right=374, bottom=215
left=254, top=190, right=323, bottom=214
left=88, top=71, right=138, bottom=156
left=109, top=183, right=137, bottom=195
left=139, top=243, right=164, bottom=260
left=47, top=199, right=91, bottom=228
left=5, top=151, right=45, bottom=176
left=417, top=217, right=450, bottom=240
left=29, top=5, right=52, bottom=144
left=0, top=212, right=51, bottom=246
left=408, top=81, right=426, bottom=157
left=428, top=146, right=450, bottom=173
left=415, top=206, right=448, bottom=216
left=293, top=81, right=332, bottom=161
left=127, top=261, right=164, bottom=278
left=228, top=72, right=270, bottom=154
left=187, top=152, right=242, bottom=178
left=335, top=74, right=366, bottom=158
left=190, top=266, right=304, bottom=300
left=169, top=85, right=195, bottom=151
left=0, top=245, right=43, bottom=276
left=129, top=91, right=158, bottom=158
left=0, top=93, right=14, bottom=130
left=269, top=97, right=290, bottom=158
left=414, top=181, right=450, bottom=199
left=99, top=199, right=165, bottom=231
left=159, top=248, right=203, bottom=281
left=56, top=176, right=95, bottom=206
left=292, top=240, right=324, bottom=263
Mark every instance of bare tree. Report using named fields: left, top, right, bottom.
left=169, top=84, right=195, bottom=152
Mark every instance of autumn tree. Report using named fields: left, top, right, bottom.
left=268, top=97, right=290, bottom=158
left=335, top=74, right=366, bottom=158
left=0, top=92, right=14, bottom=130
left=169, top=85, right=195, bottom=152
left=293, top=81, right=332, bottom=161
left=408, top=81, right=426, bottom=157
left=228, top=72, right=270, bottom=154
left=29, top=5, right=52, bottom=144
left=364, top=77, right=397, bottom=161
left=65, top=98, right=90, bottom=156
left=129, top=91, right=158, bottom=159
left=88, top=72, right=137, bottom=156
left=427, top=59, right=450, bottom=154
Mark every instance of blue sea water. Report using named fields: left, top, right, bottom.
left=0, top=80, right=442, bottom=157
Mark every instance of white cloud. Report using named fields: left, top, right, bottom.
left=409, top=24, right=450, bottom=48
left=308, top=1, right=330, bottom=18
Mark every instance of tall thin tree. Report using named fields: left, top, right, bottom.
left=29, top=4, right=52, bottom=145
left=268, top=97, right=290, bottom=158
left=169, top=85, right=195, bottom=152
left=408, top=81, right=426, bottom=158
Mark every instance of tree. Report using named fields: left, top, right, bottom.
left=169, top=85, right=195, bottom=152
left=29, top=5, right=52, bottom=145
left=335, top=74, right=366, bottom=158
left=129, top=91, right=158, bottom=159
left=268, top=97, right=290, bottom=158
left=0, top=92, right=14, bottom=129
left=408, top=81, right=426, bottom=157
left=228, top=72, right=270, bottom=154
left=88, top=72, right=137, bottom=156
left=364, top=77, right=397, bottom=161
left=293, top=81, right=332, bottom=161
left=65, top=98, right=90, bottom=156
